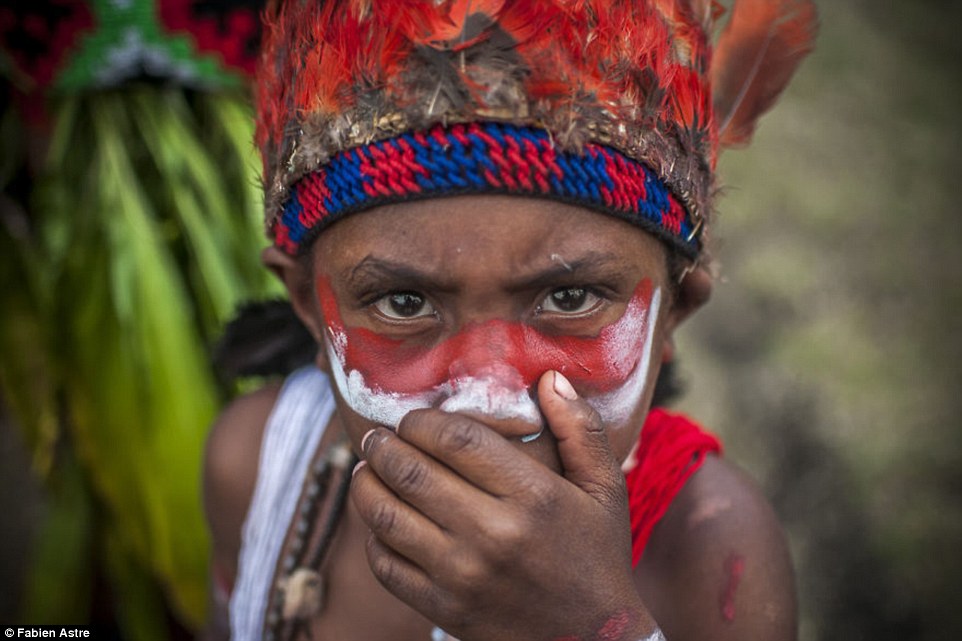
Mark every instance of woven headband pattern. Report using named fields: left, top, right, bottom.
left=274, top=122, right=700, bottom=258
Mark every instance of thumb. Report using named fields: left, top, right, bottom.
left=539, top=370, right=627, bottom=511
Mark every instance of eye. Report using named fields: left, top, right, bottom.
left=539, top=287, right=603, bottom=315
left=373, top=291, right=437, bottom=320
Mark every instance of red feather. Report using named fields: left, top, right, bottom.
left=255, top=0, right=742, bottom=224
left=408, top=0, right=506, bottom=47
left=711, top=0, right=818, bottom=147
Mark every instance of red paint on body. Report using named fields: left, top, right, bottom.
left=596, top=610, right=631, bottom=640
left=547, top=610, right=632, bottom=641
left=720, top=553, right=746, bottom=623
left=317, top=278, right=654, bottom=396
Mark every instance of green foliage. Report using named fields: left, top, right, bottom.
left=0, top=87, right=281, bottom=634
left=19, top=455, right=94, bottom=624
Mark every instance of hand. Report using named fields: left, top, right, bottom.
left=350, top=371, right=659, bottom=641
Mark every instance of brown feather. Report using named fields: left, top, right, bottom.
left=712, top=0, right=818, bottom=147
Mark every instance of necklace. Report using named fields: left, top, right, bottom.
left=261, top=433, right=459, bottom=641
left=264, top=435, right=357, bottom=641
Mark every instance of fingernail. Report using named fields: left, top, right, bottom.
left=352, top=460, right=367, bottom=477
left=361, top=428, right=377, bottom=453
left=553, top=371, right=578, bottom=400
left=520, top=427, right=545, bottom=443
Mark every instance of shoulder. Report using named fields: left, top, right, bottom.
left=203, top=382, right=284, bottom=586
left=636, top=455, right=797, bottom=641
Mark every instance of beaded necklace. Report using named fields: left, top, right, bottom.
left=263, top=435, right=357, bottom=641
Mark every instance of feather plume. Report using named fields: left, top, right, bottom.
left=711, top=0, right=817, bottom=147
left=255, top=0, right=730, bottom=230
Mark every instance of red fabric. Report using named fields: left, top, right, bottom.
left=625, top=408, right=722, bottom=566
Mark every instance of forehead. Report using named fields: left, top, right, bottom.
left=310, top=195, right=668, bottom=280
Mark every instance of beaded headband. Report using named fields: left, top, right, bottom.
left=256, top=0, right=817, bottom=258
left=274, top=122, right=699, bottom=258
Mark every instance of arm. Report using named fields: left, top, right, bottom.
left=638, top=456, right=797, bottom=640
left=199, top=384, right=281, bottom=641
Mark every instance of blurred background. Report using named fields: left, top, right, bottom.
left=676, top=1, right=962, bottom=638
left=1, top=1, right=960, bottom=640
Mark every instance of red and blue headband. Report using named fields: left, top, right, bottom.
left=273, top=122, right=701, bottom=259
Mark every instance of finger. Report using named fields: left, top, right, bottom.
left=351, top=462, right=452, bottom=572
left=365, top=533, right=445, bottom=616
left=395, top=409, right=548, bottom=498
left=362, top=426, right=500, bottom=529
left=538, top=370, right=627, bottom=511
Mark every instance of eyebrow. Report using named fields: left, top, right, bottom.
left=344, top=250, right=625, bottom=293
left=506, top=251, right=627, bottom=292
left=345, top=256, right=456, bottom=292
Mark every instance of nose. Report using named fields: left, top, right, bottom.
left=437, top=319, right=547, bottom=439
left=437, top=375, right=545, bottom=440
left=446, top=320, right=525, bottom=382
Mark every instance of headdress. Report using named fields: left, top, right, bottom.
left=0, top=1, right=270, bottom=632
left=256, top=0, right=817, bottom=260
left=0, top=1, right=262, bottom=100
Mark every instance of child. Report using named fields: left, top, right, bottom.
left=204, top=1, right=817, bottom=639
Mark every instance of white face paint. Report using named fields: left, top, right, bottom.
left=587, top=287, right=661, bottom=425
left=325, top=343, right=542, bottom=428
left=324, top=287, right=660, bottom=431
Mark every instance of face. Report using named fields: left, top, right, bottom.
left=281, top=195, right=688, bottom=471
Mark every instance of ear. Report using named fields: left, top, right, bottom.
left=659, top=265, right=713, bottom=364
left=261, top=246, right=324, bottom=343
left=262, top=246, right=334, bottom=373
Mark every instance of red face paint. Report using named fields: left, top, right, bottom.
left=317, top=277, right=654, bottom=397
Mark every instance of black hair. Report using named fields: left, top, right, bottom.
left=212, top=299, right=317, bottom=380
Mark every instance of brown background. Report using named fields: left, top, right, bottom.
left=676, top=1, right=962, bottom=638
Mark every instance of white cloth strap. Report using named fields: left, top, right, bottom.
left=230, top=367, right=335, bottom=641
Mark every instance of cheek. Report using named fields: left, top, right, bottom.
left=317, top=277, right=660, bottom=427
left=584, top=286, right=661, bottom=426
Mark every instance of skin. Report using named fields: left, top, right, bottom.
left=202, top=195, right=797, bottom=641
